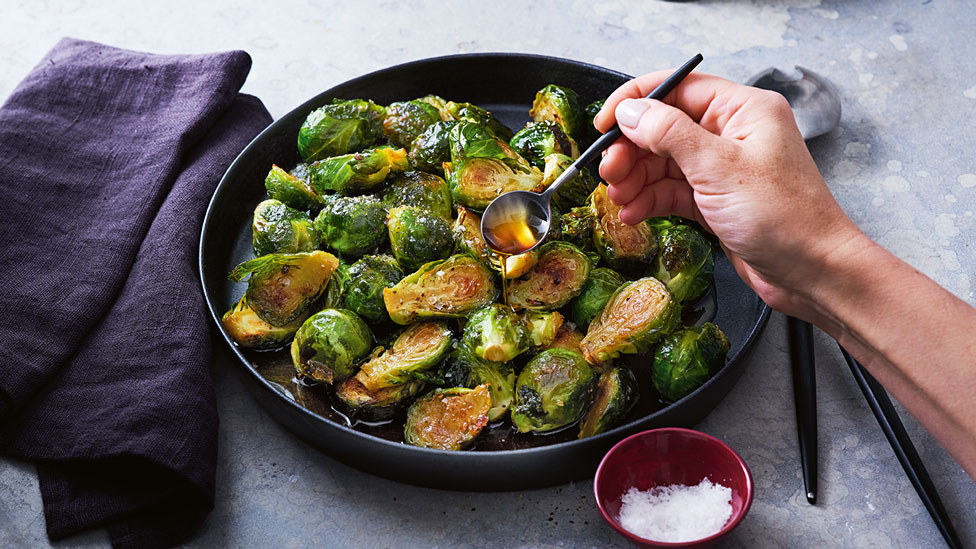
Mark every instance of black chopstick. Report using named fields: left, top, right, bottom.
left=839, top=345, right=962, bottom=549
left=787, top=316, right=818, bottom=504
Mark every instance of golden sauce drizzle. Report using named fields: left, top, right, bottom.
left=494, top=252, right=511, bottom=308
left=488, top=220, right=541, bottom=255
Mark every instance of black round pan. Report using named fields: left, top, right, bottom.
left=199, top=53, right=770, bottom=491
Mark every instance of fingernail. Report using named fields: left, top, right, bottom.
left=616, top=98, right=649, bottom=128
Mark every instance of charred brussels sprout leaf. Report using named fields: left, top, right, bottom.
left=560, top=206, right=596, bottom=253
left=440, top=343, right=516, bottom=421
left=407, top=121, right=459, bottom=175
left=521, top=310, right=565, bottom=348
left=404, top=385, right=493, bottom=450
left=652, top=322, right=730, bottom=402
left=222, top=297, right=309, bottom=350
left=344, top=255, right=404, bottom=322
left=462, top=304, right=531, bottom=362
left=542, top=153, right=600, bottom=212
left=322, top=259, right=351, bottom=310
left=229, top=250, right=339, bottom=326
left=654, top=224, right=715, bottom=303
left=314, top=195, right=388, bottom=256
left=383, top=100, right=442, bottom=148
left=568, top=267, right=626, bottom=331
left=252, top=199, right=318, bottom=257
left=447, top=157, right=544, bottom=212
left=591, top=183, right=658, bottom=274
left=578, top=367, right=639, bottom=438
left=445, top=101, right=514, bottom=141
left=383, top=254, right=498, bottom=325
left=298, top=99, right=386, bottom=161
left=582, top=98, right=606, bottom=144
left=530, top=84, right=585, bottom=140
left=509, top=121, right=580, bottom=169
left=335, top=376, right=424, bottom=421
left=380, top=171, right=454, bottom=221
left=508, top=241, right=591, bottom=311
left=387, top=206, right=454, bottom=272
left=354, top=321, right=453, bottom=391
left=306, top=145, right=408, bottom=195
left=580, top=277, right=680, bottom=366
left=290, top=308, right=373, bottom=384
left=511, top=348, right=597, bottom=433
left=265, top=165, right=326, bottom=212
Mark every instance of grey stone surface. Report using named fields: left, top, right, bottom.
left=2, top=0, right=975, bottom=547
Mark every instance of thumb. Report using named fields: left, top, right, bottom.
left=614, top=98, right=737, bottom=178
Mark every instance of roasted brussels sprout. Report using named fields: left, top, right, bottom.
left=387, top=206, right=454, bottom=272
left=653, top=224, right=715, bottom=303
left=530, top=84, right=585, bottom=140
left=445, top=101, right=514, bottom=141
left=381, top=171, right=453, bottom=221
left=290, top=308, right=373, bottom=384
left=544, top=324, right=584, bottom=353
left=509, top=121, right=580, bottom=169
left=521, top=310, right=565, bottom=348
left=298, top=99, right=386, bottom=161
left=652, top=322, right=730, bottom=402
left=578, top=367, right=639, bottom=438
left=416, top=94, right=452, bottom=121
left=222, top=296, right=309, bottom=350
left=590, top=183, right=658, bottom=274
left=321, top=259, right=351, bottom=309
left=511, top=348, right=597, bottom=433
left=383, top=254, right=498, bottom=324
left=407, top=121, right=458, bottom=175
left=344, top=255, right=404, bottom=322
left=335, top=376, right=424, bottom=421
left=448, top=121, right=507, bottom=162
left=448, top=156, right=545, bottom=212
left=560, top=206, right=596, bottom=252
left=383, top=99, right=442, bottom=148
left=264, top=165, right=325, bottom=212
left=508, top=241, right=591, bottom=311
left=404, top=384, right=492, bottom=450
left=568, top=267, right=626, bottom=331
left=582, top=98, right=605, bottom=143
left=440, top=343, right=516, bottom=421
left=306, top=145, right=408, bottom=195
left=354, top=321, right=453, bottom=391
left=314, top=195, right=388, bottom=256
left=252, top=199, right=318, bottom=257
left=452, top=206, right=538, bottom=278
left=462, top=304, right=531, bottom=362
left=228, top=250, right=339, bottom=326
left=580, top=276, right=680, bottom=366
left=542, top=153, right=600, bottom=212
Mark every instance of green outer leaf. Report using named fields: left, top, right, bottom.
left=290, top=308, right=373, bottom=384
left=407, top=120, right=459, bottom=175
left=387, top=206, right=454, bottom=272
left=445, top=101, right=514, bottom=141
left=448, top=122, right=508, bottom=163
left=653, top=224, right=715, bottom=303
left=252, top=199, right=318, bottom=257
left=568, top=267, right=626, bottom=331
left=297, top=99, right=385, bottom=161
left=652, top=322, right=730, bottom=402
left=380, top=171, right=453, bottom=221
left=382, top=100, right=441, bottom=148
left=264, top=165, right=325, bottom=212
left=560, top=206, right=596, bottom=252
left=344, top=255, right=404, bottom=322
left=511, top=348, right=597, bottom=433
left=313, top=195, right=388, bottom=257
left=530, top=84, right=585, bottom=140
left=509, top=121, right=578, bottom=169
left=306, top=145, right=408, bottom=196
left=322, top=260, right=351, bottom=309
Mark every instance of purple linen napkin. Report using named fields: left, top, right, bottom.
left=0, top=38, right=272, bottom=547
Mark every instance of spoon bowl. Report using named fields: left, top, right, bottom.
left=480, top=190, right=551, bottom=255
left=745, top=65, right=841, bottom=140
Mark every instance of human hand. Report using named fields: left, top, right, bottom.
left=595, top=71, right=866, bottom=320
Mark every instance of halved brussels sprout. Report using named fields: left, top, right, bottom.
left=387, top=206, right=454, bottom=272
left=509, top=121, right=580, bottom=169
left=222, top=296, right=309, bottom=350
left=508, top=241, right=591, bottom=311
left=544, top=324, right=584, bottom=353
left=354, top=321, right=453, bottom=391
left=344, top=255, right=404, bottom=323
left=383, top=254, right=498, bottom=325
left=452, top=206, right=538, bottom=278
left=416, top=94, right=453, bottom=121
left=582, top=98, right=606, bottom=144
left=530, top=84, right=585, bottom=140
left=314, top=195, right=388, bottom=256
left=440, top=343, right=516, bottom=421
left=521, top=310, right=565, bottom=348
left=404, top=384, right=492, bottom=450
left=321, top=259, right=351, bottom=309
left=445, top=101, right=514, bottom=141
left=578, top=367, right=639, bottom=438
left=381, top=171, right=453, bottom=221
left=542, top=153, right=600, bottom=212
left=264, top=165, right=325, bottom=212
left=298, top=99, right=386, bottom=161
left=383, top=100, right=442, bottom=148
left=580, top=276, right=680, bottom=366
left=511, top=348, right=597, bottom=433
left=252, top=199, right=318, bottom=257
left=407, top=121, right=459, bottom=175
left=335, top=376, right=424, bottom=421
left=654, top=224, right=715, bottom=303
left=228, top=250, right=339, bottom=326
left=652, top=322, right=730, bottom=402
left=290, top=308, right=373, bottom=384
left=306, top=145, right=408, bottom=195
left=560, top=206, right=596, bottom=253
left=462, top=304, right=531, bottom=363
left=591, top=183, right=658, bottom=274
left=568, top=267, right=627, bottom=331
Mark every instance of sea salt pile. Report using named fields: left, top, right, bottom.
left=617, top=478, right=733, bottom=542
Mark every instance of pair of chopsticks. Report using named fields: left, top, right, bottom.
left=788, top=317, right=962, bottom=548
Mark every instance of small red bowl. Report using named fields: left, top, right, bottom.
left=593, top=428, right=753, bottom=548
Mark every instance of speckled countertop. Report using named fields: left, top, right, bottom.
left=2, top=1, right=974, bottom=547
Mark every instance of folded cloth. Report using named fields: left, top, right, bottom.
left=0, top=38, right=272, bottom=547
